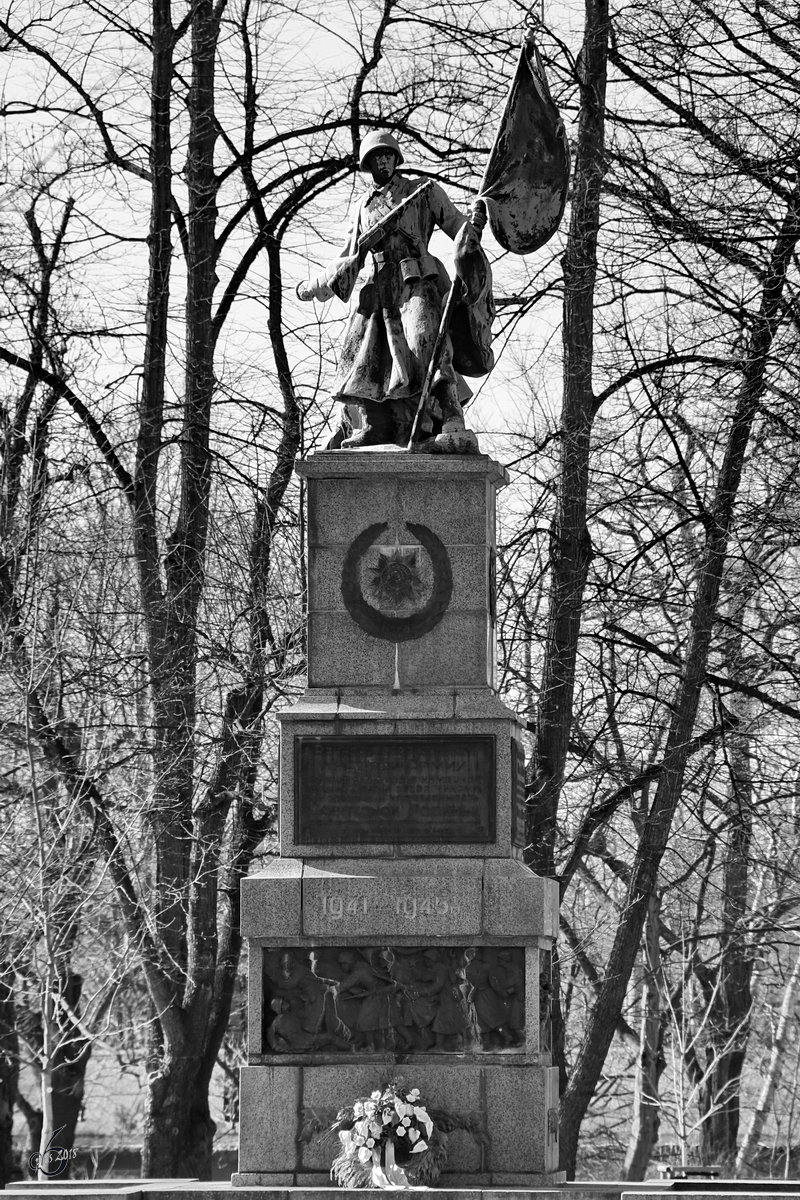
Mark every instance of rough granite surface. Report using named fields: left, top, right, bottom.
left=236, top=453, right=559, bottom=1189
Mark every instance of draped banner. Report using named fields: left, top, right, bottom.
left=480, top=33, right=570, bottom=255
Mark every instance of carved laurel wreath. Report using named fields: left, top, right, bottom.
left=340, top=521, right=452, bottom=642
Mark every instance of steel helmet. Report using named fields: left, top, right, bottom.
left=358, top=130, right=404, bottom=170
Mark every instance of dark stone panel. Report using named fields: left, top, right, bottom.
left=295, top=735, right=495, bottom=845
left=510, top=736, right=526, bottom=848
left=261, top=946, right=524, bottom=1057
left=539, top=948, right=553, bottom=1054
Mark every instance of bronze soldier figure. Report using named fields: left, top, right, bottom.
left=297, top=131, right=493, bottom=452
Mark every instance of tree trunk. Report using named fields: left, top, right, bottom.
left=558, top=179, right=800, bottom=1177
left=0, top=964, right=18, bottom=1185
left=141, top=0, right=221, bottom=1176
left=521, top=0, right=609, bottom=1162
left=37, top=983, right=57, bottom=1184
left=49, top=977, right=92, bottom=1177
left=687, top=587, right=759, bottom=1171
left=735, top=942, right=800, bottom=1174
left=18, top=1099, right=42, bottom=1180
left=526, top=0, right=608, bottom=879
left=143, top=1052, right=218, bottom=1178
left=698, top=715, right=753, bottom=1168
left=622, top=892, right=666, bottom=1178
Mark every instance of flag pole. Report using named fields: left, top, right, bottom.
left=406, top=277, right=463, bottom=450
left=406, top=196, right=487, bottom=451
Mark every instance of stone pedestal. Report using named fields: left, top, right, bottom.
left=234, top=452, right=562, bottom=1187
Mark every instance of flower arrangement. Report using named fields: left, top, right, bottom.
left=328, top=1080, right=448, bottom=1189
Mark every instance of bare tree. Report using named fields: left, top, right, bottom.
left=0, top=0, right=530, bottom=1176
left=496, top=0, right=800, bottom=1175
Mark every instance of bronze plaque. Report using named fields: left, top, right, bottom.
left=295, top=735, right=495, bottom=844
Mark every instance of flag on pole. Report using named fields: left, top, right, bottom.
left=479, top=32, right=570, bottom=255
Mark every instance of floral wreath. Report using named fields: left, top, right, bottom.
left=327, top=1079, right=448, bottom=1189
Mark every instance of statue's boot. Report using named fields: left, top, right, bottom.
left=341, top=401, right=393, bottom=448
left=433, top=389, right=479, bottom=454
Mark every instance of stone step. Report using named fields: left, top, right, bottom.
left=564, top=1186, right=800, bottom=1198
left=9, top=1182, right=196, bottom=1190
left=7, top=1188, right=563, bottom=1200
left=8, top=1185, right=800, bottom=1200
left=620, top=1193, right=800, bottom=1200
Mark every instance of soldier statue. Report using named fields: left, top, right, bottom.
left=297, top=131, right=494, bottom=453
left=296, top=38, right=571, bottom=452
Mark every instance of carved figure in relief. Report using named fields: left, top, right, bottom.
left=392, top=952, right=437, bottom=1050
left=263, top=951, right=352, bottom=1051
left=334, top=948, right=406, bottom=1051
left=425, top=948, right=471, bottom=1051
left=263, top=944, right=525, bottom=1055
left=494, top=948, right=525, bottom=1046
left=272, top=951, right=327, bottom=1033
left=266, top=998, right=314, bottom=1052
left=460, top=948, right=482, bottom=1046
left=329, top=950, right=365, bottom=1036
left=465, top=948, right=521, bottom=1049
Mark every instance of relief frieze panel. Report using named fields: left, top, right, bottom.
left=262, top=945, right=525, bottom=1056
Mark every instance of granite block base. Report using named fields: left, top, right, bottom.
left=237, top=1063, right=560, bottom=1182
left=241, top=858, right=558, bottom=940
left=276, top=690, right=525, bottom=860
left=298, top=453, right=507, bottom=692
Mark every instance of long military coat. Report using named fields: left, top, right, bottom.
left=334, top=173, right=472, bottom=411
